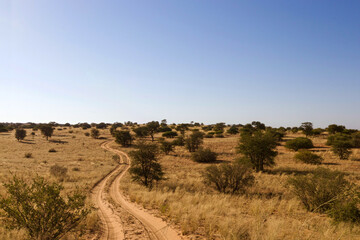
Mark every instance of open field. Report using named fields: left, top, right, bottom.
left=114, top=130, right=360, bottom=240
left=0, top=128, right=115, bottom=240
left=1, top=125, right=360, bottom=239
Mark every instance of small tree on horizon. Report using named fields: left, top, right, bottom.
left=40, top=125, right=54, bottom=140
left=115, top=130, right=133, bottom=147
left=185, top=131, right=204, bottom=152
left=146, top=121, right=160, bottom=141
left=301, top=122, right=313, bottom=137
left=15, top=129, right=26, bottom=141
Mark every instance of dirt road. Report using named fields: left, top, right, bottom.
left=91, top=141, right=181, bottom=240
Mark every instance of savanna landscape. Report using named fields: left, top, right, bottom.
left=1, top=121, right=360, bottom=240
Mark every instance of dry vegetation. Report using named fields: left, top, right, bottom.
left=114, top=129, right=360, bottom=240
left=0, top=128, right=115, bottom=240
left=2, top=123, right=360, bottom=239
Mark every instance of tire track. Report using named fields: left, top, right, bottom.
left=92, top=141, right=182, bottom=240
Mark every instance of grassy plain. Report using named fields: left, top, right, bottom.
left=0, top=128, right=114, bottom=240
left=115, top=130, right=360, bottom=240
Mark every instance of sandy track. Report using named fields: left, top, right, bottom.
left=92, top=141, right=182, bottom=240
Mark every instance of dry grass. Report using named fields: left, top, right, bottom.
left=115, top=130, right=360, bottom=240
left=0, top=128, right=114, bottom=239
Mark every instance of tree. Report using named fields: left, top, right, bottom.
left=158, top=139, right=174, bottom=155
left=237, top=131, right=278, bottom=172
left=185, top=131, right=204, bottom=152
left=251, top=121, right=266, bottom=131
left=227, top=125, right=239, bottom=135
left=90, top=128, right=100, bottom=139
left=332, top=140, right=352, bottom=160
left=115, top=130, right=133, bottom=147
left=0, top=124, right=8, bottom=132
left=203, top=161, right=254, bottom=194
left=0, top=176, right=90, bottom=240
left=40, top=125, right=54, bottom=140
left=133, top=126, right=149, bottom=138
left=301, top=122, right=313, bottom=137
left=129, top=142, right=164, bottom=189
left=15, top=129, right=26, bottom=141
left=327, top=124, right=346, bottom=135
left=285, top=137, right=314, bottom=151
left=146, top=121, right=160, bottom=141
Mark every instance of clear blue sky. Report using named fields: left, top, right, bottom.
left=1, top=1, right=359, bottom=128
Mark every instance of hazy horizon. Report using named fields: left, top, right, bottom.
left=1, top=1, right=359, bottom=128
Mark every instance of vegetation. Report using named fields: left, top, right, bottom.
left=203, top=161, right=254, bottom=194
left=158, top=139, right=174, bottom=155
left=129, top=142, right=164, bottom=189
left=40, top=125, right=54, bottom=140
left=15, top=129, right=26, bottom=141
left=301, top=122, right=313, bottom=137
left=185, top=131, right=204, bottom=152
left=162, top=131, right=178, bottom=138
left=146, top=121, right=160, bottom=141
left=90, top=128, right=100, bottom=139
left=191, top=148, right=217, bottom=163
left=237, top=131, right=278, bottom=172
left=115, top=130, right=133, bottom=147
left=133, top=126, right=149, bottom=138
left=326, top=133, right=353, bottom=159
left=294, top=150, right=323, bottom=165
left=285, top=137, right=313, bottom=151
left=0, top=176, right=91, bottom=240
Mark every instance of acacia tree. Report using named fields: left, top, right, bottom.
left=40, top=125, right=54, bottom=140
left=237, top=131, right=278, bottom=172
left=15, top=129, right=26, bottom=141
left=133, top=126, right=149, bottom=138
left=0, top=176, right=91, bottom=240
left=301, top=122, right=313, bottom=137
left=146, top=121, right=160, bottom=141
left=129, top=142, right=164, bottom=189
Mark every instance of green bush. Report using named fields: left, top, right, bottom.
left=294, top=150, right=323, bottom=165
left=15, top=129, right=27, bottom=141
left=191, top=148, right=217, bottom=163
left=172, top=136, right=185, bottom=146
left=203, top=161, right=254, bottom=194
left=159, top=139, right=174, bottom=155
left=84, top=132, right=90, bottom=137
left=285, top=137, right=313, bottom=151
left=48, top=148, right=57, bottom=153
left=185, top=131, right=204, bottom=152
left=90, top=129, right=100, bottom=139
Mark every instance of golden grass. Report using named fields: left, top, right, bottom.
left=116, top=131, right=360, bottom=239
left=0, top=128, right=114, bottom=239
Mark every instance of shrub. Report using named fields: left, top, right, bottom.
left=203, top=161, right=254, bottom=194
left=133, top=126, right=149, bottom=138
left=69, top=130, right=74, bottom=133
left=48, top=148, right=57, bottom=153
left=0, top=176, right=90, bottom=240
left=158, top=126, right=172, bottom=132
left=115, top=130, right=133, bottom=147
left=15, top=129, right=27, bottom=141
left=327, top=133, right=352, bottom=146
left=294, top=150, right=323, bottom=165
left=191, top=148, right=217, bottom=163
left=90, top=129, right=100, bottom=139
left=162, top=131, right=178, bottom=138
left=204, top=133, right=214, bottom=138
left=227, top=125, right=239, bottom=135
left=24, top=153, right=32, bottom=158
left=288, top=168, right=349, bottom=212
left=301, top=122, right=313, bottom=137
left=146, top=121, right=160, bottom=141
left=285, top=137, right=313, bottom=151
left=159, top=139, right=174, bottom=155
left=215, top=133, right=224, bottom=138
left=172, top=136, right=185, bottom=146
left=129, top=142, right=164, bottom=189
left=352, top=132, right=360, bottom=148
left=332, top=140, right=352, bottom=160
left=84, top=132, right=90, bottom=137
left=50, top=165, right=68, bottom=181
left=185, top=131, right=204, bottom=152
left=237, top=131, right=278, bottom=172
left=72, top=167, right=80, bottom=171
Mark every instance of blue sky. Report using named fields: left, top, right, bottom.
left=1, top=1, right=360, bottom=128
